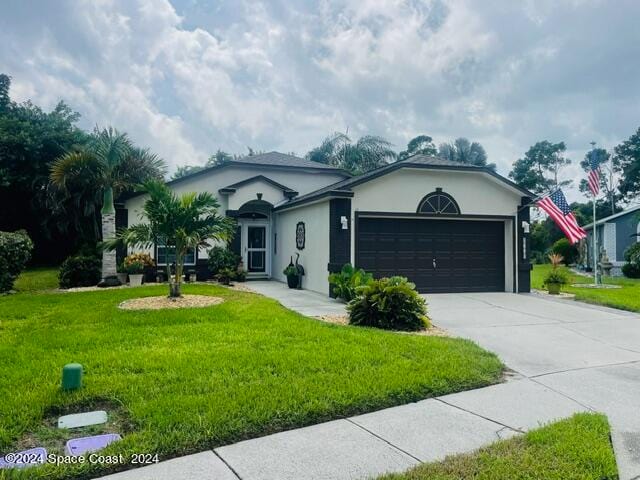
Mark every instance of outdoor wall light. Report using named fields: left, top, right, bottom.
left=340, top=216, right=349, bottom=230
left=521, top=221, right=530, bottom=234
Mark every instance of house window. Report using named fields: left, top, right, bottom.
left=417, top=189, right=461, bottom=215
left=156, top=244, right=196, bottom=265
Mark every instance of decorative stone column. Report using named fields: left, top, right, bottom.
left=101, top=212, right=117, bottom=279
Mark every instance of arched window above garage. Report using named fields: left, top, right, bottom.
left=417, top=188, right=461, bottom=215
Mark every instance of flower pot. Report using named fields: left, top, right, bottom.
left=189, top=273, right=197, bottom=283
left=116, top=273, right=128, bottom=284
left=546, top=282, right=561, bottom=295
left=129, top=274, right=144, bottom=287
left=286, top=274, right=299, bottom=289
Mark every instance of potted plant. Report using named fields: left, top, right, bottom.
left=543, top=253, right=569, bottom=295
left=216, top=267, right=235, bottom=286
left=125, top=261, right=145, bottom=287
left=283, top=264, right=300, bottom=288
left=188, top=269, right=197, bottom=283
left=116, top=263, right=128, bottom=284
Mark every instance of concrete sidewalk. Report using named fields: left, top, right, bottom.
left=246, top=280, right=347, bottom=317
left=100, top=377, right=587, bottom=480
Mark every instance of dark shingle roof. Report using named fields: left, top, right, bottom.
left=232, top=151, right=344, bottom=170
left=275, top=154, right=530, bottom=211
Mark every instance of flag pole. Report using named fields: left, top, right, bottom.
left=593, top=191, right=597, bottom=286
left=590, top=142, right=598, bottom=286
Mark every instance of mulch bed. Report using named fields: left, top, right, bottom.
left=118, top=294, right=224, bottom=311
left=315, top=314, right=450, bottom=336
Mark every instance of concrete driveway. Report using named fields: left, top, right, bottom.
left=428, top=292, right=640, bottom=479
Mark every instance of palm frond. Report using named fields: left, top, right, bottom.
left=50, top=151, right=103, bottom=189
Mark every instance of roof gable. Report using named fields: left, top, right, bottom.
left=219, top=175, right=298, bottom=198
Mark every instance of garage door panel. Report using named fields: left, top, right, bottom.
left=356, top=218, right=505, bottom=293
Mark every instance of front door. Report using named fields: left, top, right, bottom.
left=241, top=222, right=270, bottom=277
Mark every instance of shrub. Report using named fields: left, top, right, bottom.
left=0, top=230, right=34, bottom=293
left=208, top=246, right=240, bottom=275
left=622, top=262, right=640, bottom=278
left=59, top=255, right=101, bottom=288
left=622, top=243, right=640, bottom=278
left=347, top=276, right=429, bottom=331
left=552, top=238, right=578, bottom=265
left=328, top=263, right=373, bottom=301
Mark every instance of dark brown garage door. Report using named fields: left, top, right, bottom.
left=356, top=217, right=505, bottom=293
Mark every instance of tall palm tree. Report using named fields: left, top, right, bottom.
left=306, top=133, right=396, bottom=175
left=438, top=137, right=496, bottom=171
left=106, top=180, right=235, bottom=297
left=50, top=127, right=166, bottom=280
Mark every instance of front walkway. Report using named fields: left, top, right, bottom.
left=99, top=285, right=640, bottom=480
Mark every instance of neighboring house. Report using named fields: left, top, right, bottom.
left=584, top=205, right=640, bottom=274
left=121, top=151, right=534, bottom=295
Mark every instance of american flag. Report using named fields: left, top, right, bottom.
left=537, top=189, right=587, bottom=245
left=588, top=150, right=601, bottom=196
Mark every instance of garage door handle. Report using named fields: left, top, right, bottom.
left=432, top=258, right=437, bottom=269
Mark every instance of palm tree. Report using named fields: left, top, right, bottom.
left=50, top=127, right=166, bottom=280
left=438, top=138, right=496, bottom=171
left=306, top=133, right=396, bottom=175
left=106, top=180, right=235, bottom=297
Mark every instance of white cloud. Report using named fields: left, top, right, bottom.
left=0, top=0, right=638, bottom=198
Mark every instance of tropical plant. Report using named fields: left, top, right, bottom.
left=58, top=254, right=101, bottom=289
left=306, top=132, right=396, bottom=174
left=124, top=261, right=145, bottom=275
left=0, top=230, right=33, bottom=292
left=216, top=267, right=236, bottom=285
left=283, top=265, right=299, bottom=276
left=50, top=127, right=166, bottom=280
left=123, top=252, right=155, bottom=269
left=208, top=246, right=240, bottom=275
left=106, top=180, right=235, bottom=297
left=438, top=138, right=496, bottom=171
left=347, top=276, right=429, bottom=331
left=543, top=253, right=569, bottom=293
left=328, top=263, right=373, bottom=302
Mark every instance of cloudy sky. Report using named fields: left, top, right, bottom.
left=2, top=0, right=639, bottom=199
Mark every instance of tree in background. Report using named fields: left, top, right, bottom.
left=438, top=138, right=496, bottom=171
left=508, top=141, right=571, bottom=195
left=107, top=180, right=235, bottom=297
left=614, top=127, right=640, bottom=202
left=51, top=127, right=166, bottom=280
left=306, top=133, right=396, bottom=175
left=398, top=135, right=437, bottom=160
left=171, top=149, right=235, bottom=180
left=578, top=148, right=622, bottom=216
left=0, top=74, right=91, bottom=264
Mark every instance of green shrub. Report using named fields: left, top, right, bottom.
left=622, top=261, right=640, bottom=278
left=347, top=276, right=429, bottom=331
left=622, top=243, right=640, bottom=278
left=0, top=230, right=34, bottom=293
left=552, top=238, right=578, bottom=265
left=208, top=246, right=240, bottom=275
left=216, top=267, right=236, bottom=285
left=543, top=268, right=570, bottom=286
left=124, top=261, right=144, bottom=275
left=328, top=263, right=373, bottom=301
left=59, top=254, right=101, bottom=288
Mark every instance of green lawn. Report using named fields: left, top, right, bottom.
left=532, top=264, right=640, bottom=312
left=13, top=267, right=59, bottom=293
left=0, top=281, right=503, bottom=479
left=379, top=413, right=618, bottom=480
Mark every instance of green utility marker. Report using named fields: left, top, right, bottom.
left=61, top=363, right=83, bottom=390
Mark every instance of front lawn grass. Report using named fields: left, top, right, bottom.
left=0, top=283, right=503, bottom=479
left=13, top=267, right=59, bottom=293
left=532, top=264, right=640, bottom=312
left=379, top=413, right=617, bottom=480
